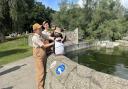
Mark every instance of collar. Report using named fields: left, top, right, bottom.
left=34, top=33, right=40, bottom=36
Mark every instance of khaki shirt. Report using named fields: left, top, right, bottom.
left=32, top=33, right=48, bottom=48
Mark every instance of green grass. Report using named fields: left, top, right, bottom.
left=0, top=35, right=32, bottom=66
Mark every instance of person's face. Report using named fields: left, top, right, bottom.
left=43, top=23, right=49, bottom=30
left=35, top=28, right=42, bottom=35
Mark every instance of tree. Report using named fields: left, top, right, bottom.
left=52, top=0, right=127, bottom=41
left=0, top=0, right=55, bottom=35
left=85, top=0, right=125, bottom=40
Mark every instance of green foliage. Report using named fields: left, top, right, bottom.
left=52, top=0, right=128, bottom=41
left=0, top=36, right=32, bottom=65
left=0, top=0, right=55, bottom=35
left=30, top=2, right=54, bottom=24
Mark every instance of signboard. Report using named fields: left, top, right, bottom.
left=56, top=64, right=65, bottom=75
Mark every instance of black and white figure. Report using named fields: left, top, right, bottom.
left=54, top=27, right=65, bottom=55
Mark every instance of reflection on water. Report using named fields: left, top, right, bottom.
left=65, top=47, right=128, bottom=79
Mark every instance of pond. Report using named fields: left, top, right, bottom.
left=65, top=47, right=128, bottom=80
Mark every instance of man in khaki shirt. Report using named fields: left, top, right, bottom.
left=32, top=23, right=54, bottom=89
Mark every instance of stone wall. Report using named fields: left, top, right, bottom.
left=64, top=41, right=91, bottom=52
left=65, top=28, right=79, bottom=44
left=93, top=41, right=120, bottom=48
left=45, top=54, right=128, bottom=89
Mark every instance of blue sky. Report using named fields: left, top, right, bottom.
left=122, top=0, right=128, bottom=8
left=36, top=0, right=78, bottom=10
left=36, top=0, right=128, bottom=11
left=36, top=0, right=61, bottom=11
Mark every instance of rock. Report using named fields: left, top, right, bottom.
left=49, top=55, right=77, bottom=84
left=90, top=71, right=111, bottom=89
left=116, top=40, right=128, bottom=47
left=65, top=69, right=90, bottom=89
left=46, top=53, right=128, bottom=89
left=122, top=36, right=128, bottom=41
left=94, top=41, right=120, bottom=48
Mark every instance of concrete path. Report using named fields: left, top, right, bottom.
left=0, top=56, right=36, bottom=89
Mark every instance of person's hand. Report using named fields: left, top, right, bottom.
left=51, top=42, right=54, bottom=45
left=43, top=40, right=49, bottom=44
left=49, top=36, right=54, bottom=41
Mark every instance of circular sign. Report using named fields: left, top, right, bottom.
left=56, top=64, right=65, bottom=75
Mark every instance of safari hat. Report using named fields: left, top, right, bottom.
left=33, top=23, right=42, bottom=30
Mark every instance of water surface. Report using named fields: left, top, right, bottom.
left=65, top=47, right=128, bottom=79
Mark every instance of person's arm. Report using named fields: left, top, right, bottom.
left=42, top=33, right=54, bottom=41
left=34, top=36, right=54, bottom=48
left=42, top=42, right=54, bottom=48
left=59, top=33, right=66, bottom=43
left=48, top=36, right=54, bottom=41
left=62, top=35, right=66, bottom=43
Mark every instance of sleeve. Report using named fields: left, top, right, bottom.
left=36, top=39, right=44, bottom=47
left=32, top=36, right=44, bottom=47
left=42, top=33, right=49, bottom=40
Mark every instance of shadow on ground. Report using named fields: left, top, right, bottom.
left=2, top=86, right=13, bottom=89
left=0, top=49, right=28, bottom=58
left=0, top=64, right=27, bottom=76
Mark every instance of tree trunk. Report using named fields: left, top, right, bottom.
left=0, top=33, right=5, bottom=42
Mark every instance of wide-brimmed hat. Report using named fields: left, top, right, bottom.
left=33, top=23, right=42, bottom=30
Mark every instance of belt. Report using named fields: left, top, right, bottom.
left=33, top=46, right=41, bottom=48
left=33, top=47, right=46, bottom=51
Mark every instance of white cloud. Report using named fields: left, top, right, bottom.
left=36, top=0, right=42, bottom=2
left=77, top=0, right=84, bottom=8
left=121, top=0, right=128, bottom=8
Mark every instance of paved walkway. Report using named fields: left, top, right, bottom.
left=0, top=56, right=36, bottom=89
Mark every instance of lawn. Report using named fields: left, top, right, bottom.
left=0, top=35, right=32, bottom=66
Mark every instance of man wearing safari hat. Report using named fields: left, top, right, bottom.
left=32, top=23, right=54, bottom=89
